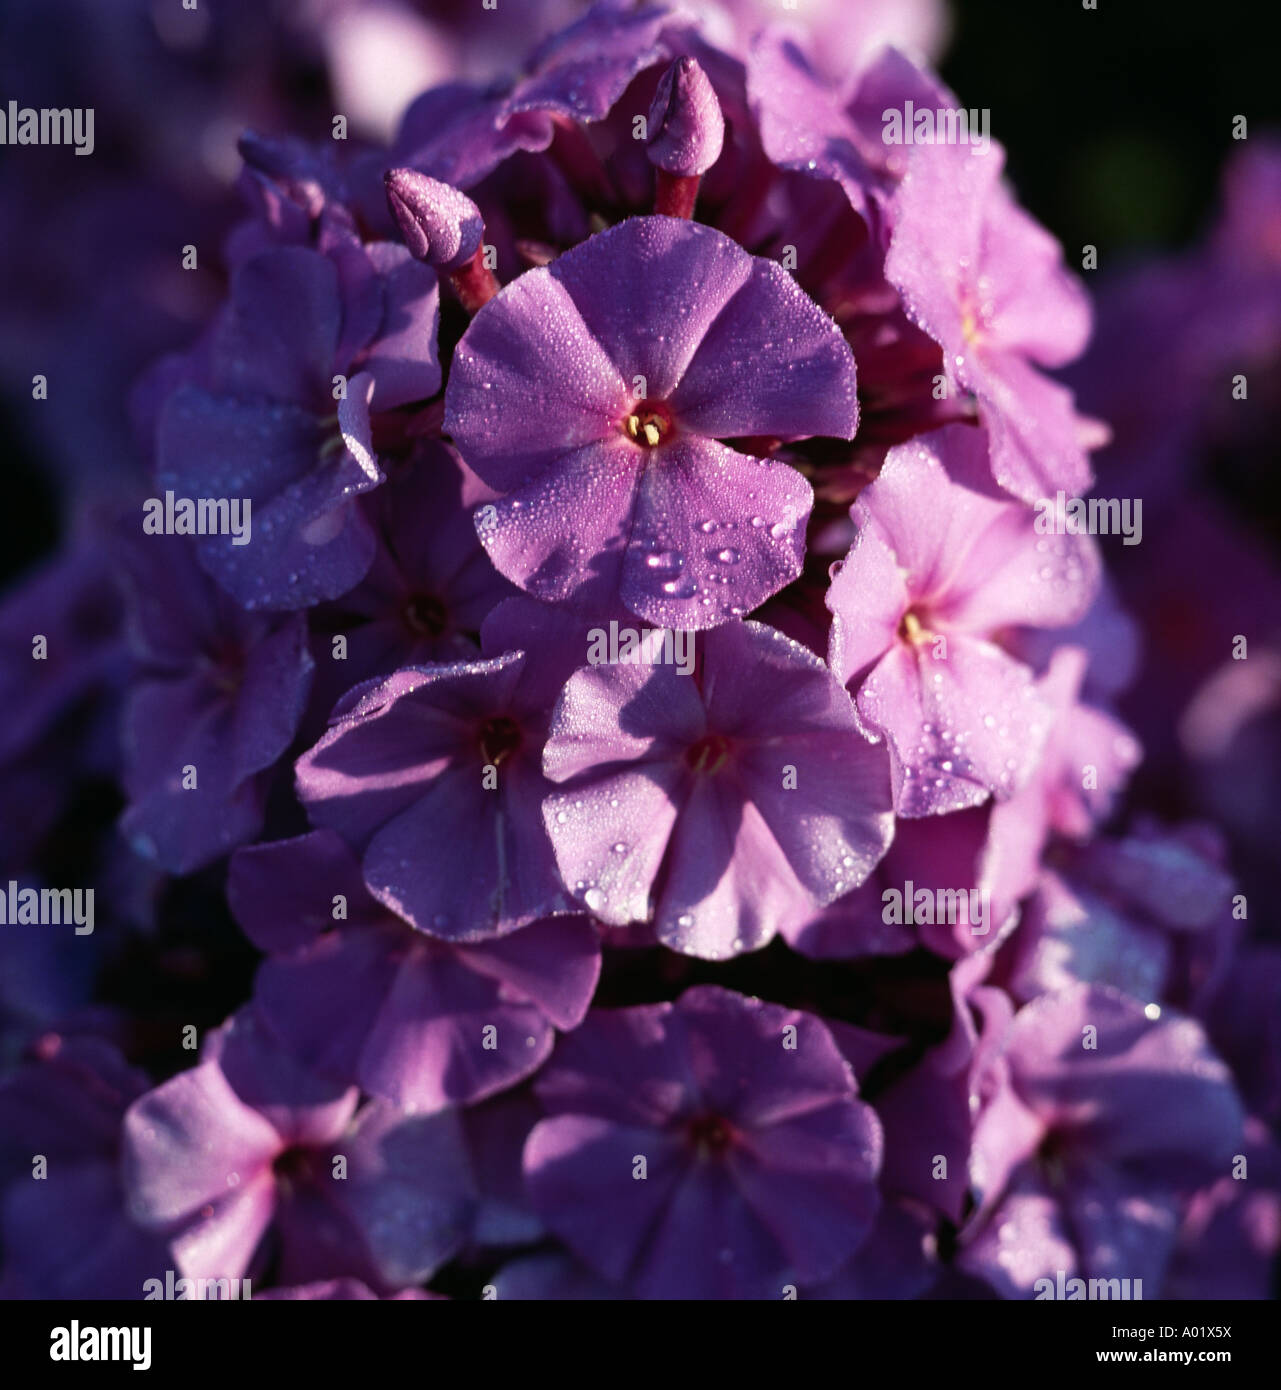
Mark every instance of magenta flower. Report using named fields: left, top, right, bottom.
left=885, top=143, right=1096, bottom=503
left=543, top=619, right=894, bottom=958
left=524, top=985, right=883, bottom=1299
left=827, top=423, right=1100, bottom=817
left=446, top=215, right=859, bottom=628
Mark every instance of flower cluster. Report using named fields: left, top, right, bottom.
left=0, top=0, right=1277, bottom=1303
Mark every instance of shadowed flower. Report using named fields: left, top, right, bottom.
left=229, top=829, right=599, bottom=1111
left=0, top=1037, right=169, bottom=1300
left=296, top=597, right=583, bottom=939
left=1007, top=820, right=1233, bottom=1005
left=155, top=237, right=439, bottom=610
left=304, top=441, right=516, bottom=725
left=524, top=985, right=883, bottom=1299
left=957, top=984, right=1244, bottom=1298
left=117, top=534, right=314, bottom=873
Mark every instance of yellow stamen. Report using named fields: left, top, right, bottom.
left=623, top=409, right=669, bottom=448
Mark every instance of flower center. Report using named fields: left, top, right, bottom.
left=685, top=732, right=731, bottom=775
left=898, top=609, right=930, bottom=644
left=272, top=1146, right=316, bottom=1191
left=403, top=593, right=447, bottom=637
left=622, top=404, right=672, bottom=448
left=1035, top=1130, right=1074, bottom=1190
left=686, top=1112, right=735, bottom=1157
left=478, top=715, right=523, bottom=766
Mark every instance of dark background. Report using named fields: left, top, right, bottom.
left=944, top=0, right=1279, bottom=259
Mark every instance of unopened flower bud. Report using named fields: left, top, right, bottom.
left=385, top=168, right=484, bottom=272
left=646, top=57, right=724, bottom=179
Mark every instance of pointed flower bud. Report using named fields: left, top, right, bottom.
left=646, top=57, right=724, bottom=179
left=385, top=168, right=484, bottom=272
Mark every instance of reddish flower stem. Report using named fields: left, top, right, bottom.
left=450, top=246, right=500, bottom=313
left=655, top=170, right=700, bottom=219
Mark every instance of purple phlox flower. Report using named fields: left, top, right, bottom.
left=116, top=533, right=314, bottom=873
left=827, top=423, right=1100, bottom=817
left=391, top=2, right=672, bottom=189
left=155, top=233, right=441, bottom=610
left=121, top=1007, right=477, bottom=1289
left=303, top=441, right=516, bottom=733
left=229, top=828, right=599, bottom=1112
left=0, top=1036, right=169, bottom=1299
left=295, top=596, right=589, bottom=939
left=524, top=985, right=883, bottom=1299
left=957, top=984, right=1245, bottom=1298
left=543, top=618, right=894, bottom=959
left=884, top=141, right=1096, bottom=503
left=446, top=215, right=858, bottom=628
